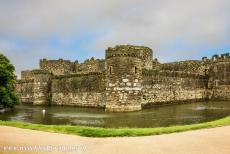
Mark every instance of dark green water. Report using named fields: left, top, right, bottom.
left=1, top=101, right=230, bottom=128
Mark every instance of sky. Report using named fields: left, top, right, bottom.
left=0, top=0, right=230, bottom=77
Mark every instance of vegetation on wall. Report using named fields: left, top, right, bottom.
left=0, top=54, right=19, bottom=108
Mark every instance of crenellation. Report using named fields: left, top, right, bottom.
left=21, top=69, right=51, bottom=80
left=158, top=60, right=203, bottom=74
left=202, top=56, right=208, bottom=62
left=40, top=59, right=74, bottom=75
left=204, top=53, right=230, bottom=62
left=74, top=58, right=105, bottom=73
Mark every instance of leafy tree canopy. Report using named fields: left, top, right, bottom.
left=0, top=54, right=19, bottom=108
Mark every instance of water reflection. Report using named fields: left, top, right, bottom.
left=0, top=101, right=230, bottom=128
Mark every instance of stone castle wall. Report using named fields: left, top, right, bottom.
left=142, top=70, right=208, bottom=107
left=105, top=56, right=143, bottom=111
left=106, top=45, right=153, bottom=70
left=16, top=79, right=34, bottom=103
left=204, top=53, right=230, bottom=100
left=105, top=45, right=153, bottom=111
left=40, top=58, right=105, bottom=75
left=21, top=69, right=51, bottom=80
left=40, top=59, right=74, bottom=75
left=74, top=58, right=105, bottom=73
left=15, top=45, right=230, bottom=112
left=51, top=72, right=105, bottom=107
left=17, top=70, right=52, bottom=105
left=157, top=60, right=203, bottom=73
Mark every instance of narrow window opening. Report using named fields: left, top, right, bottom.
left=204, top=69, right=207, bottom=75
left=135, top=66, right=138, bottom=74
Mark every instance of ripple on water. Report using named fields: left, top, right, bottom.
left=9, top=113, right=29, bottom=121
left=151, top=115, right=203, bottom=122
left=71, top=119, right=104, bottom=126
left=191, top=106, right=227, bottom=111
left=52, top=113, right=110, bottom=119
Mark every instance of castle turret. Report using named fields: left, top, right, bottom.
left=105, top=45, right=153, bottom=112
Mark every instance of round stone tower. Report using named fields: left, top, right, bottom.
left=105, top=45, right=153, bottom=112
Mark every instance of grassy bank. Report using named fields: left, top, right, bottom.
left=1, top=116, right=230, bottom=137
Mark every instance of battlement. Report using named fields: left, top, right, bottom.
left=158, top=60, right=202, bottom=74
left=40, top=58, right=72, bottom=63
left=21, top=69, right=52, bottom=80
left=202, top=53, right=230, bottom=62
left=106, top=45, right=153, bottom=59
left=106, top=45, right=153, bottom=70
left=74, top=58, right=105, bottom=73
left=40, top=59, right=74, bottom=75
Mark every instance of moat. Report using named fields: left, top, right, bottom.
left=1, top=101, right=230, bottom=128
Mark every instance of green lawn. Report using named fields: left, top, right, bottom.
left=1, top=116, right=230, bottom=137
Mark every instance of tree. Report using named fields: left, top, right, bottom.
left=0, top=54, right=19, bottom=108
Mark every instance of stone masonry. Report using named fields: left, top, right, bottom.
left=15, top=45, right=230, bottom=112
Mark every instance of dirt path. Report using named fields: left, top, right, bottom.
left=0, top=126, right=230, bottom=154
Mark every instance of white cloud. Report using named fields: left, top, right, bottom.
left=0, top=0, right=229, bottom=73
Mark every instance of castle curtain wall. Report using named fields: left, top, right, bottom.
left=206, top=57, right=230, bottom=100
left=16, top=79, right=34, bottom=103
left=51, top=73, right=105, bottom=107
left=16, top=70, right=52, bottom=105
left=142, top=70, right=208, bottom=106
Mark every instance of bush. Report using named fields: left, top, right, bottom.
left=0, top=54, right=19, bottom=108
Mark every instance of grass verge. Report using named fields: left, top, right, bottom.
left=1, top=116, right=230, bottom=137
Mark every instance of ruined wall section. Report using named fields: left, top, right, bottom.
left=203, top=53, right=230, bottom=100
left=74, top=58, right=105, bottom=73
left=21, top=69, right=51, bottom=80
left=40, top=59, right=74, bottom=75
left=17, top=70, right=52, bottom=105
left=142, top=70, right=208, bottom=107
left=51, top=72, right=105, bottom=107
left=32, top=72, right=52, bottom=105
left=157, top=60, right=203, bottom=74
left=40, top=58, right=105, bottom=75
left=16, top=79, right=34, bottom=103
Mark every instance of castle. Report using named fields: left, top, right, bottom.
left=16, top=45, right=230, bottom=112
